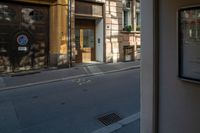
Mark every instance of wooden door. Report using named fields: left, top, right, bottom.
left=75, top=20, right=95, bottom=63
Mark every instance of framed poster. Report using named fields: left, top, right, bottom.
left=178, top=6, right=200, bottom=82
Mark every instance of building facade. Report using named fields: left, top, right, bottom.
left=71, top=0, right=141, bottom=63
left=0, top=0, right=69, bottom=73
left=0, top=0, right=140, bottom=73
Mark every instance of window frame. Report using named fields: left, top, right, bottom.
left=122, top=0, right=133, bottom=31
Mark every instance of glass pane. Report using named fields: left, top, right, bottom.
left=198, top=9, right=200, bottom=18
left=124, top=11, right=128, bottom=27
left=136, top=12, right=141, bottom=31
left=181, top=9, right=200, bottom=41
left=136, top=1, right=140, bottom=11
left=83, top=29, right=94, bottom=48
left=75, top=29, right=80, bottom=49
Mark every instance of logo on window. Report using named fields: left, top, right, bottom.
left=17, top=34, right=29, bottom=46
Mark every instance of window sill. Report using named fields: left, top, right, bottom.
left=121, top=31, right=141, bottom=34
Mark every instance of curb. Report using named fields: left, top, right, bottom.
left=91, top=112, right=140, bottom=133
left=0, top=65, right=140, bottom=92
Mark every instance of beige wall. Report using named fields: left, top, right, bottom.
left=49, top=0, right=69, bottom=66
left=140, top=0, right=155, bottom=132
left=158, top=0, right=200, bottom=132
left=105, top=0, right=141, bottom=62
left=72, top=0, right=140, bottom=63
left=141, top=0, right=200, bottom=133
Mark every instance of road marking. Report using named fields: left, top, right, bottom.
left=83, top=67, right=90, bottom=74
left=71, top=78, right=92, bottom=86
left=91, top=112, right=140, bottom=133
left=0, top=66, right=140, bottom=92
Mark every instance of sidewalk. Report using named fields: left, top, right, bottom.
left=0, top=61, right=140, bottom=91
left=113, top=120, right=140, bottom=133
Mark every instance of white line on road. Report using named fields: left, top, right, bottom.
left=91, top=112, right=140, bottom=133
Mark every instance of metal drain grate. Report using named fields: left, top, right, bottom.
left=98, top=113, right=122, bottom=126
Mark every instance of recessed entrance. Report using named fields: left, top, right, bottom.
left=75, top=19, right=95, bottom=63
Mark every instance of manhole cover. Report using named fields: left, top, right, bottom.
left=97, top=113, right=122, bottom=126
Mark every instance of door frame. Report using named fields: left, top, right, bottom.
left=75, top=19, right=96, bottom=63
left=140, top=0, right=159, bottom=133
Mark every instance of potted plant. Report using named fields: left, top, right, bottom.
left=123, top=25, right=132, bottom=32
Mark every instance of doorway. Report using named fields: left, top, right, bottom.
left=75, top=19, right=95, bottom=63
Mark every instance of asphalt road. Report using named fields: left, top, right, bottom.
left=0, top=69, right=140, bottom=133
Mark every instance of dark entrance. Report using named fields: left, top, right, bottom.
left=0, top=2, right=49, bottom=73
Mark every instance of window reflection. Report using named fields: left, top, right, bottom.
left=197, top=10, right=200, bottom=17
left=75, top=29, right=80, bottom=49
left=181, top=9, right=200, bottom=42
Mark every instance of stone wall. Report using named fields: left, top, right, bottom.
left=49, top=0, right=69, bottom=67
left=105, top=0, right=141, bottom=62
left=16, top=0, right=70, bottom=67
left=71, top=0, right=141, bottom=63
left=120, top=32, right=141, bottom=61
left=105, top=0, right=122, bottom=62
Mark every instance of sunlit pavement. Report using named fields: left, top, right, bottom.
left=0, top=68, right=140, bottom=133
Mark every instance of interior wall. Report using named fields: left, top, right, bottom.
left=95, top=19, right=104, bottom=62
left=140, top=0, right=155, bottom=132
left=159, top=0, right=200, bottom=133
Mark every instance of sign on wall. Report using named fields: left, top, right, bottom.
left=178, top=5, right=200, bottom=82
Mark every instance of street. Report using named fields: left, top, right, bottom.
left=0, top=69, right=140, bottom=133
